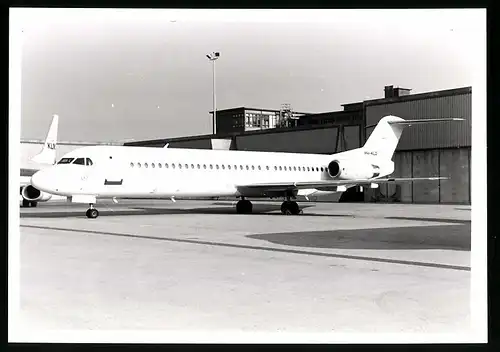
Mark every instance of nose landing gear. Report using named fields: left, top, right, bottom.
left=85, top=203, right=99, bottom=219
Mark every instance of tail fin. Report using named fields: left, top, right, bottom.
left=362, top=115, right=464, bottom=160
left=30, top=114, right=59, bottom=165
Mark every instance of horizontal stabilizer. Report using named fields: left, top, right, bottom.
left=387, top=118, right=464, bottom=125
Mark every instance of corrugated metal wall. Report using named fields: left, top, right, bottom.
left=365, top=93, right=471, bottom=150
left=412, top=150, right=440, bottom=203
left=439, top=148, right=470, bottom=204
left=363, top=147, right=470, bottom=204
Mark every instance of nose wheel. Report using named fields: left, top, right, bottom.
left=85, top=204, right=99, bottom=219
left=281, top=200, right=301, bottom=215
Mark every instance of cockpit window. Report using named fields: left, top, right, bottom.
left=73, top=158, right=85, bottom=165
left=86, top=158, right=93, bottom=166
left=57, top=158, right=74, bottom=164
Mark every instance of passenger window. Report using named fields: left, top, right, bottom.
left=145, top=163, right=149, bottom=168
left=284, top=166, right=287, bottom=171
left=293, top=166, right=297, bottom=171
left=179, top=163, right=182, bottom=169
left=57, top=157, right=74, bottom=164
left=138, top=162, right=142, bottom=168
left=216, top=165, right=219, bottom=170
left=203, top=164, right=207, bottom=169
left=210, top=164, right=213, bottom=169
left=222, top=165, right=225, bottom=170
left=172, top=163, right=176, bottom=169
left=228, top=165, right=232, bottom=170
left=185, top=164, right=188, bottom=169
left=197, top=164, right=201, bottom=169
left=274, top=166, right=277, bottom=171
left=320, top=167, right=324, bottom=172
left=234, top=165, right=237, bottom=170
left=258, top=166, right=261, bottom=170
left=152, top=163, right=155, bottom=168
left=246, top=165, right=249, bottom=170
left=307, top=167, right=310, bottom=171
left=251, top=165, right=254, bottom=170
left=73, top=158, right=85, bottom=165
left=279, top=166, right=282, bottom=171
left=266, top=166, right=269, bottom=170
left=159, top=163, right=162, bottom=168
left=240, top=165, right=243, bottom=170
left=130, top=162, right=134, bottom=167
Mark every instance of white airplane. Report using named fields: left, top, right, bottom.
left=30, top=115, right=462, bottom=218
left=20, top=114, right=59, bottom=207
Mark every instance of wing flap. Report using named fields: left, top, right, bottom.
left=237, top=177, right=448, bottom=192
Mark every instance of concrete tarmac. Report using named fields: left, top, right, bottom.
left=16, top=199, right=471, bottom=338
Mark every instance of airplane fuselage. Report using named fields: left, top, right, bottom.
left=34, top=145, right=393, bottom=199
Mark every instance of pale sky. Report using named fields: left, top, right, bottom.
left=13, top=8, right=484, bottom=143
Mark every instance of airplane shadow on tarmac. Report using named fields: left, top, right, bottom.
left=247, top=224, right=471, bottom=251
left=19, top=203, right=350, bottom=219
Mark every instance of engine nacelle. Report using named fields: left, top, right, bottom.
left=21, top=185, right=52, bottom=202
left=327, top=160, right=381, bottom=180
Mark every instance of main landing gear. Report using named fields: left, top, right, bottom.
left=281, top=200, right=301, bottom=215
left=235, top=197, right=302, bottom=215
left=21, top=199, right=37, bottom=208
left=236, top=198, right=253, bottom=214
left=85, top=203, right=99, bottom=219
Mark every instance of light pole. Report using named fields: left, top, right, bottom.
left=206, top=52, right=220, bottom=135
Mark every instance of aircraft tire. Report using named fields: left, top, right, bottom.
left=86, top=208, right=99, bottom=219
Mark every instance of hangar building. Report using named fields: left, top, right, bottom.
left=124, top=85, right=471, bottom=205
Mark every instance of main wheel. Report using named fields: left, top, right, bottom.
left=86, top=208, right=99, bottom=219
left=236, top=200, right=253, bottom=214
left=281, top=201, right=300, bottom=215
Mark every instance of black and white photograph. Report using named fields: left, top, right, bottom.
left=9, top=8, right=487, bottom=343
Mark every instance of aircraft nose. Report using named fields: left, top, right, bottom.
left=31, top=169, right=56, bottom=193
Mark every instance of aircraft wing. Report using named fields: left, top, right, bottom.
left=237, top=177, right=447, bottom=193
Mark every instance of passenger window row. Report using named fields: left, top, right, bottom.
left=129, top=162, right=326, bottom=172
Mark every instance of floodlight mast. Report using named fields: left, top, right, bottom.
left=206, top=52, right=220, bottom=135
